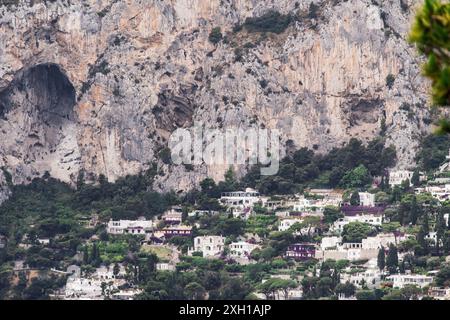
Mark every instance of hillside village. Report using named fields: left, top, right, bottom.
left=0, top=137, right=450, bottom=300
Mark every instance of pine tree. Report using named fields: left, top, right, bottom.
left=386, top=244, right=399, bottom=274
left=377, top=246, right=386, bottom=271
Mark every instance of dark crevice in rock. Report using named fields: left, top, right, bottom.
left=0, top=63, right=76, bottom=123
left=348, top=97, right=383, bottom=126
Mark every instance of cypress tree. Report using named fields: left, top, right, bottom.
left=350, top=191, right=360, bottom=206
left=386, top=244, right=398, bottom=274
left=417, top=226, right=429, bottom=255
left=83, top=246, right=89, bottom=265
left=91, top=242, right=100, bottom=266
left=411, top=169, right=420, bottom=186
left=423, top=212, right=430, bottom=234
left=410, top=196, right=419, bottom=225
left=377, top=246, right=385, bottom=271
left=380, top=175, right=386, bottom=191
left=436, top=212, right=446, bottom=256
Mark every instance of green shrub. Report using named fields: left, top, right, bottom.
left=242, top=11, right=292, bottom=34
left=209, top=27, right=223, bottom=44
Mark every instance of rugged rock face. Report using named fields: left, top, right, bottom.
left=0, top=0, right=434, bottom=199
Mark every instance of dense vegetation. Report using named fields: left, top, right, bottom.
left=241, top=11, right=293, bottom=34
left=415, top=134, right=450, bottom=172
left=410, top=0, right=450, bottom=107
left=0, top=136, right=449, bottom=300
left=241, top=137, right=396, bottom=194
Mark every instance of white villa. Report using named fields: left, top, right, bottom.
left=429, top=287, right=450, bottom=300
left=156, top=263, right=176, bottom=271
left=64, top=266, right=126, bottom=300
left=306, top=189, right=343, bottom=208
left=188, top=210, right=219, bottom=217
left=94, top=264, right=126, bottom=280
left=318, top=233, right=411, bottom=262
left=340, top=267, right=383, bottom=289
left=359, top=192, right=375, bottom=207
left=387, top=274, right=434, bottom=289
left=320, top=236, right=342, bottom=250
left=189, top=236, right=225, bottom=258
left=320, top=234, right=405, bottom=252
left=220, top=188, right=261, bottom=209
left=332, top=213, right=383, bottom=233
left=261, top=199, right=285, bottom=211
left=229, top=241, right=260, bottom=259
left=389, top=170, right=414, bottom=186
left=292, top=197, right=318, bottom=212
left=292, top=195, right=341, bottom=213
left=107, top=218, right=154, bottom=235
left=361, top=233, right=410, bottom=250
left=65, top=277, right=104, bottom=300
left=162, top=206, right=183, bottom=224
left=316, top=242, right=378, bottom=261
left=278, top=218, right=303, bottom=232
left=416, top=184, right=450, bottom=202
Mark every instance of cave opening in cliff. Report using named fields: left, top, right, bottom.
left=0, top=63, right=76, bottom=124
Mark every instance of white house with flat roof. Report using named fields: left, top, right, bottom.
left=220, top=188, right=261, bottom=209
left=64, top=266, right=126, bottom=300
left=320, top=236, right=342, bottom=250
left=331, top=214, right=383, bottom=233
left=419, top=185, right=450, bottom=202
left=65, top=277, right=104, bottom=300
left=156, top=263, right=176, bottom=271
left=229, top=241, right=260, bottom=259
left=361, top=233, right=410, bottom=250
left=316, top=242, right=378, bottom=262
left=189, top=236, right=225, bottom=258
left=162, top=206, right=183, bottom=224
left=359, top=192, right=375, bottom=207
left=429, top=287, right=450, bottom=300
left=94, top=265, right=126, bottom=280
left=292, top=197, right=318, bottom=212
left=188, top=210, right=219, bottom=217
left=389, top=170, right=414, bottom=186
left=278, top=218, right=303, bottom=232
left=107, top=219, right=154, bottom=235
left=340, top=267, right=383, bottom=289
left=387, top=274, right=434, bottom=289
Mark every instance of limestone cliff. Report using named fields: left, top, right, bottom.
left=0, top=0, right=434, bottom=199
